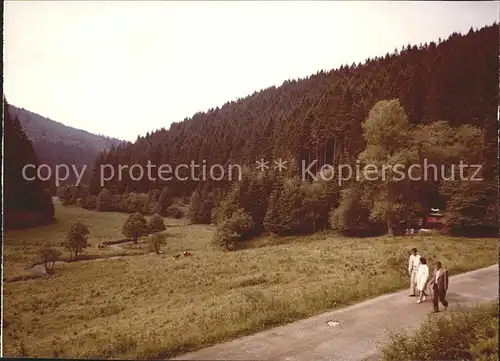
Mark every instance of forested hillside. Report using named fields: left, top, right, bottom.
left=71, top=24, right=497, bottom=239
left=89, top=24, right=497, bottom=196
left=4, top=99, right=55, bottom=229
left=8, top=105, right=125, bottom=189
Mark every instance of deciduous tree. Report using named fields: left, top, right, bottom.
left=123, top=212, right=149, bottom=243
left=64, top=221, right=90, bottom=260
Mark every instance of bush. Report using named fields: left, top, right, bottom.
left=58, top=185, right=74, bottom=206
left=213, top=208, right=255, bottom=250
left=165, top=205, right=184, bottom=219
left=81, top=195, right=97, bottom=210
left=148, top=213, right=166, bottom=233
left=379, top=302, right=498, bottom=361
left=329, top=184, right=385, bottom=237
left=126, top=195, right=147, bottom=214
left=150, top=233, right=167, bottom=254
left=39, top=247, right=62, bottom=272
left=111, top=194, right=124, bottom=212
left=386, top=249, right=408, bottom=270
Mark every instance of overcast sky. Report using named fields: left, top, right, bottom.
left=4, top=1, right=499, bottom=141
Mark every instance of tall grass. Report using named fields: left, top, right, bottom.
left=2, top=203, right=498, bottom=358
left=379, top=301, right=499, bottom=361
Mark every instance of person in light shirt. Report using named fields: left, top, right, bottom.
left=408, top=248, right=421, bottom=297
left=416, top=257, right=430, bottom=304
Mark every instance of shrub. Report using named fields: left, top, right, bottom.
left=148, top=213, right=166, bottom=233
left=126, top=196, right=146, bottom=214
left=213, top=209, right=255, bottom=250
left=39, top=247, right=62, bottom=272
left=330, top=184, right=385, bottom=237
left=379, top=301, right=498, bottom=361
left=81, top=195, right=97, bottom=210
left=110, top=194, right=124, bottom=212
left=165, top=205, right=184, bottom=219
left=113, top=194, right=131, bottom=213
left=58, top=185, right=74, bottom=206
left=150, top=233, right=167, bottom=254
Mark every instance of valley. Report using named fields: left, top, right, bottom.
left=2, top=200, right=497, bottom=358
left=3, top=3, right=498, bottom=360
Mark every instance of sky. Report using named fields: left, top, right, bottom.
left=4, top=1, right=499, bottom=141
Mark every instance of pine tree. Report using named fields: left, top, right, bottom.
left=263, top=181, right=283, bottom=234
left=96, top=188, right=112, bottom=211
left=156, top=187, right=173, bottom=216
left=264, top=176, right=305, bottom=235
left=188, top=190, right=213, bottom=224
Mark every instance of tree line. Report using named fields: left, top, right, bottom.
left=210, top=99, right=496, bottom=248
left=56, top=24, right=498, bottom=242
left=63, top=99, right=496, bottom=246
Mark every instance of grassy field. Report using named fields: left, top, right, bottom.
left=2, top=200, right=188, bottom=282
left=2, top=201, right=498, bottom=358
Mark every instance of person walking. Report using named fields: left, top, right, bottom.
left=430, top=261, right=449, bottom=312
left=416, top=257, right=429, bottom=303
left=408, top=247, right=420, bottom=297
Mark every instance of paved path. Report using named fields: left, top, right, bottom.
left=174, top=264, right=499, bottom=361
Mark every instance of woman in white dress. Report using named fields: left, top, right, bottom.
left=416, top=257, right=429, bottom=304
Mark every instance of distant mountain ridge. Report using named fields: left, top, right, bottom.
left=9, top=105, right=124, bottom=150
left=8, top=104, right=127, bottom=188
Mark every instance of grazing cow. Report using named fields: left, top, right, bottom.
left=183, top=251, right=192, bottom=257
left=173, top=254, right=181, bottom=259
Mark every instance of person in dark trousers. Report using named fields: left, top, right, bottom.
left=430, top=261, right=449, bottom=312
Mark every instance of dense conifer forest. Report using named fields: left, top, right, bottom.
left=89, top=25, right=497, bottom=193
left=4, top=99, right=56, bottom=229
left=60, top=24, right=498, bottom=239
